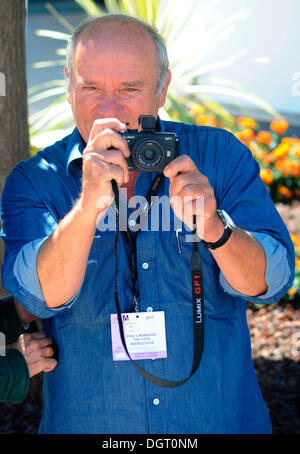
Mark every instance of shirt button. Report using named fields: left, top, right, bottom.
left=153, top=398, right=160, bottom=406
left=142, top=262, right=149, bottom=270
left=146, top=306, right=153, bottom=312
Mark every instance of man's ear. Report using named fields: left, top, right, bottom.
left=159, top=69, right=172, bottom=108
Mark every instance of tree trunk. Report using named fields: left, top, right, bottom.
left=0, top=2, right=43, bottom=415
left=0, top=0, right=29, bottom=298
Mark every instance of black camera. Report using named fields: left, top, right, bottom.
left=120, top=115, right=178, bottom=172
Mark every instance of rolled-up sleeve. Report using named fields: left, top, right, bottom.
left=0, top=166, right=78, bottom=318
left=11, top=238, right=78, bottom=317
left=220, top=231, right=292, bottom=304
left=13, top=237, right=49, bottom=302
left=213, top=132, right=295, bottom=305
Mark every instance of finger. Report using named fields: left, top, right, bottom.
left=23, top=336, right=56, bottom=354
left=86, top=127, right=130, bottom=160
left=26, top=344, right=56, bottom=362
left=14, top=334, right=26, bottom=354
left=28, top=358, right=57, bottom=378
left=163, top=155, right=196, bottom=179
left=43, top=358, right=57, bottom=373
left=96, top=148, right=129, bottom=183
left=170, top=194, right=204, bottom=230
left=17, top=332, right=35, bottom=350
left=89, top=118, right=127, bottom=142
left=84, top=153, right=128, bottom=187
left=169, top=172, right=207, bottom=198
left=87, top=128, right=130, bottom=158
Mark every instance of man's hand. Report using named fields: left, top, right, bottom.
left=81, top=118, right=130, bottom=216
left=38, top=118, right=132, bottom=309
left=163, top=155, right=223, bottom=241
left=13, top=333, right=57, bottom=378
left=163, top=154, right=267, bottom=296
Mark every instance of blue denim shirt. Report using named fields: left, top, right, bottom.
left=0, top=119, right=294, bottom=434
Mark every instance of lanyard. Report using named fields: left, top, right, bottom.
left=120, top=174, right=164, bottom=313
left=111, top=176, right=204, bottom=388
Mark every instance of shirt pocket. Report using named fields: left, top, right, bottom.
left=161, top=226, right=234, bottom=318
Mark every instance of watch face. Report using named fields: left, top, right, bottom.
left=217, top=210, right=236, bottom=230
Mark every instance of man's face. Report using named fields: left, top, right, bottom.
left=66, top=26, right=171, bottom=143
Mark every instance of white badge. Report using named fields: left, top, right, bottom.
left=110, top=311, right=167, bottom=361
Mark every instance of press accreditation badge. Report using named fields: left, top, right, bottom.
left=110, top=311, right=167, bottom=361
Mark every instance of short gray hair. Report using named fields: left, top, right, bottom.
left=65, top=14, right=169, bottom=94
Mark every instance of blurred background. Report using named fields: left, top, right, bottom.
left=0, top=0, right=299, bottom=434
left=26, top=0, right=300, bottom=120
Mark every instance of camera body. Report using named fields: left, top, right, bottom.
left=120, top=115, right=178, bottom=172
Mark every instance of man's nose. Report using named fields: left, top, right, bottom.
left=97, top=92, right=123, bottom=117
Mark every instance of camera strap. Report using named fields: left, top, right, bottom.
left=111, top=176, right=204, bottom=388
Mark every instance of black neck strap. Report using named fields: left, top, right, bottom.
left=111, top=176, right=204, bottom=388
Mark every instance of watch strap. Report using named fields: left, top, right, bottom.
left=201, top=226, right=233, bottom=250
left=201, top=210, right=235, bottom=250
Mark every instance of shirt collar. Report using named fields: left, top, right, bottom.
left=156, top=115, right=164, bottom=132
left=66, top=127, right=86, bottom=176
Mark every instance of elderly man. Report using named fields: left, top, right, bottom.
left=0, top=14, right=294, bottom=434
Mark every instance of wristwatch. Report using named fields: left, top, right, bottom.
left=201, top=209, right=236, bottom=250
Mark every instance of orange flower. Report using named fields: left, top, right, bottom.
left=236, top=116, right=258, bottom=129
left=236, top=128, right=255, bottom=144
left=290, top=233, right=300, bottom=245
left=294, top=145, right=300, bottom=158
left=260, top=168, right=274, bottom=185
left=190, top=105, right=206, bottom=117
left=287, top=287, right=297, bottom=296
left=253, top=148, right=267, bottom=160
left=235, top=131, right=245, bottom=143
left=290, top=233, right=297, bottom=244
left=263, top=154, right=275, bottom=165
left=272, top=143, right=290, bottom=159
left=274, top=160, right=284, bottom=169
left=282, top=137, right=297, bottom=146
left=255, top=130, right=272, bottom=145
left=270, top=119, right=289, bottom=135
left=249, top=142, right=263, bottom=158
left=277, top=185, right=293, bottom=199
left=275, top=159, right=299, bottom=178
left=288, top=160, right=299, bottom=178
left=274, top=159, right=289, bottom=177
left=195, top=114, right=217, bottom=127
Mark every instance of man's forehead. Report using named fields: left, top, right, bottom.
left=77, top=21, right=153, bottom=49
left=72, top=35, right=156, bottom=74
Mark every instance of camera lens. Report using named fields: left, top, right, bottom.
left=135, top=140, right=163, bottom=170
left=143, top=147, right=156, bottom=161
